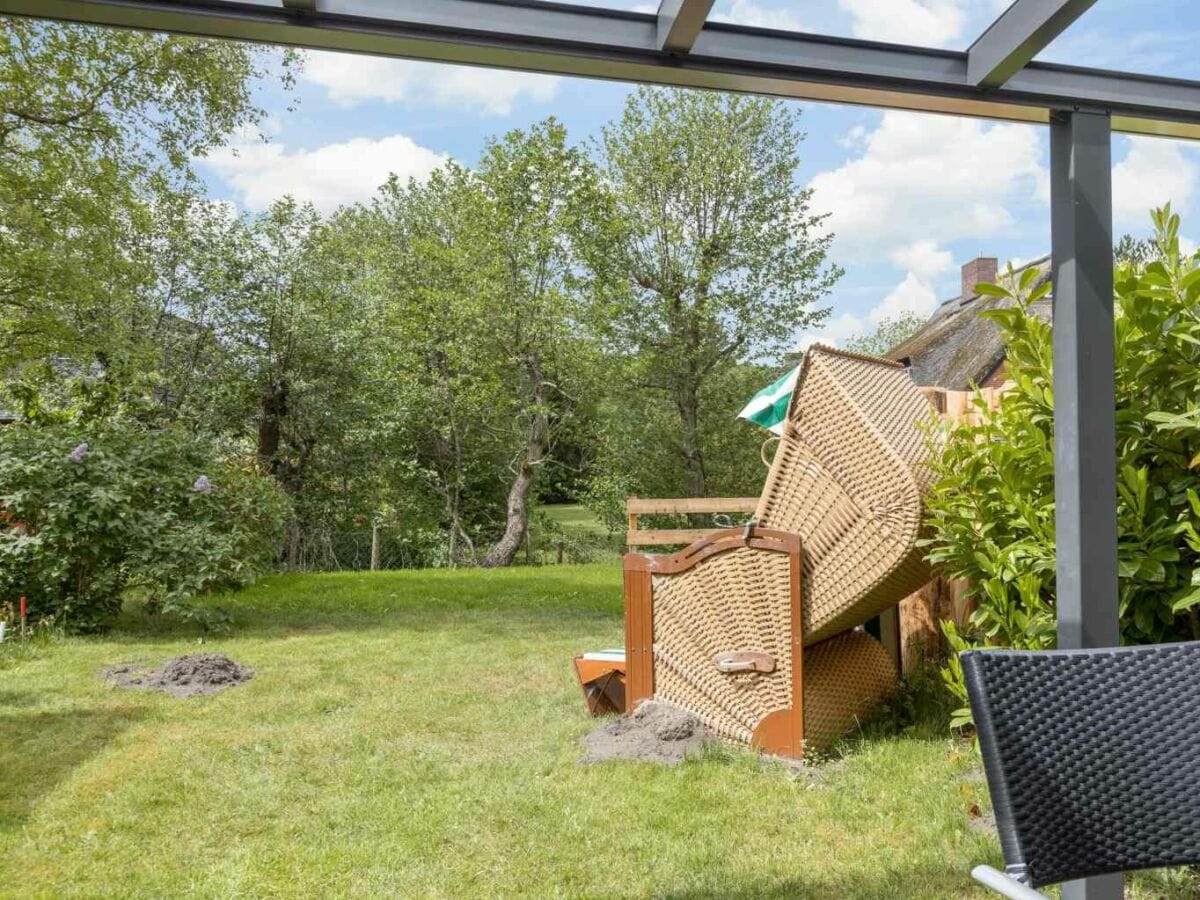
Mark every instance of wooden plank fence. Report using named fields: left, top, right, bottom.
left=900, top=386, right=1003, bottom=671
left=624, top=386, right=1005, bottom=673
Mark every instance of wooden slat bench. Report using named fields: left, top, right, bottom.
left=625, top=496, right=758, bottom=548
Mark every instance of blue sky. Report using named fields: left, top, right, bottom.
left=195, top=0, right=1200, bottom=351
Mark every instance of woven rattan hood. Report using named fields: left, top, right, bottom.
left=755, top=345, right=935, bottom=643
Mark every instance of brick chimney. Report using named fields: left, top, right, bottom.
left=961, top=256, right=998, bottom=299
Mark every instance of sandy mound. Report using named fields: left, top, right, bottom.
left=104, top=653, right=253, bottom=698
left=581, top=701, right=714, bottom=765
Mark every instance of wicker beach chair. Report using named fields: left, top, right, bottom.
left=964, top=642, right=1200, bottom=897
left=622, top=346, right=937, bottom=757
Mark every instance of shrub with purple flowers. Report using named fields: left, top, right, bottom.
left=0, top=423, right=288, bottom=631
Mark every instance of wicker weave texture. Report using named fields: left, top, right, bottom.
left=649, top=545, right=895, bottom=750
left=632, top=346, right=932, bottom=753
left=964, top=643, right=1200, bottom=888
left=756, top=347, right=935, bottom=643
left=802, top=629, right=896, bottom=750
left=652, top=546, right=792, bottom=744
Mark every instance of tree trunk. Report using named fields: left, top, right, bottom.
left=257, top=378, right=289, bottom=475
left=676, top=386, right=706, bottom=497
left=484, top=361, right=549, bottom=568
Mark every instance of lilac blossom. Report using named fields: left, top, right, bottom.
left=192, top=475, right=214, bottom=493
left=68, top=443, right=89, bottom=464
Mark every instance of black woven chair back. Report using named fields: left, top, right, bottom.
left=962, top=642, right=1200, bottom=888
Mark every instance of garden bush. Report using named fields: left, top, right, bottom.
left=0, top=423, right=287, bottom=631
left=925, top=208, right=1200, bottom=716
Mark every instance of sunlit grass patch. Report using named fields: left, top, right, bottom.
left=1, top=566, right=1185, bottom=898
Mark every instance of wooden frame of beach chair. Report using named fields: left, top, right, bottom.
left=572, top=651, right=627, bottom=716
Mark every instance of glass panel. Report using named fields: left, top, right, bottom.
left=709, top=0, right=1010, bottom=49
left=708, top=0, right=816, bottom=33
left=1033, top=0, right=1200, bottom=80
left=542, top=0, right=656, bottom=10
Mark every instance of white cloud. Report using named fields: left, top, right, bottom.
left=797, top=311, right=875, bottom=350
left=869, top=271, right=940, bottom=323
left=838, top=0, right=965, bottom=47
left=1112, top=136, right=1197, bottom=229
left=711, top=0, right=804, bottom=31
left=800, top=109, right=1046, bottom=354
left=202, top=133, right=448, bottom=213
left=797, top=263, right=945, bottom=350
left=797, top=237, right=954, bottom=350
left=302, top=51, right=560, bottom=116
left=888, top=239, right=953, bottom=281
left=808, top=111, right=1046, bottom=263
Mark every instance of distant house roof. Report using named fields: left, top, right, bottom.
left=886, top=255, right=1052, bottom=390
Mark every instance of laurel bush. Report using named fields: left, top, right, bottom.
left=925, top=208, right=1200, bottom=719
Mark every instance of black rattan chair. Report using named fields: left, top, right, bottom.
left=962, top=642, right=1200, bottom=898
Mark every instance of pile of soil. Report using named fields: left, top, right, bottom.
left=581, top=701, right=714, bottom=765
left=103, top=653, right=254, bottom=698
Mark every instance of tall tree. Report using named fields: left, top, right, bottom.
left=583, top=87, right=839, bottom=496
left=369, top=120, right=601, bottom=567
left=0, top=18, right=294, bottom=376
left=368, top=168, right=511, bottom=565
left=472, top=121, right=601, bottom=566
left=152, top=197, right=383, bottom=560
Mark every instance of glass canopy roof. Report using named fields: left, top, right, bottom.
left=5, top=0, right=1200, bottom=139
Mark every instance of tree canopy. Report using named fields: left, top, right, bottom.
left=0, top=22, right=844, bottom=608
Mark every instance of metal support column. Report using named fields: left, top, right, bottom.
left=1049, top=109, right=1122, bottom=900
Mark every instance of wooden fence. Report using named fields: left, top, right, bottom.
left=624, top=386, right=1004, bottom=673
left=899, top=386, right=1003, bottom=670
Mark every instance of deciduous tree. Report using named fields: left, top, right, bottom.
left=582, top=87, right=839, bottom=496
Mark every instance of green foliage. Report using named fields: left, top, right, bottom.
left=926, top=208, right=1200, bottom=713
left=0, top=422, right=287, bottom=631
left=180, top=199, right=384, bottom=523
left=842, top=312, right=926, bottom=357
left=580, top=469, right=637, bottom=535
left=1115, top=233, right=1156, bottom=268
left=0, top=596, right=60, bottom=672
left=1, top=29, right=838, bottom=572
left=582, top=362, right=774, bottom=531
left=0, top=19, right=295, bottom=373
left=360, top=119, right=607, bottom=565
left=854, top=663, right=959, bottom=743
left=580, top=87, right=838, bottom=496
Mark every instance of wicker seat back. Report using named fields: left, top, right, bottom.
left=755, top=345, right=935, bottom=644
left=964, top=642, right=1200, bottom=888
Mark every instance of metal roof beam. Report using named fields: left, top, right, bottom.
left=968, top=0, right=1097, bottom=87
left=657, top=0, right=715, bottom=54
left=6, top=0, right=1200, bottom=140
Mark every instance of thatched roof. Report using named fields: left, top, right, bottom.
left=886, top=256, right=1051, bottom=389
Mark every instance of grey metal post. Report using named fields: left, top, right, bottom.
left=1050, top=109, right=1122, bottom=900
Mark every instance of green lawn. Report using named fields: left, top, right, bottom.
left=532, top=504, right=623, bottom=565
left=537, top=502, right=608, bottom=536
left=0, top=566, right=1185, bottom=898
